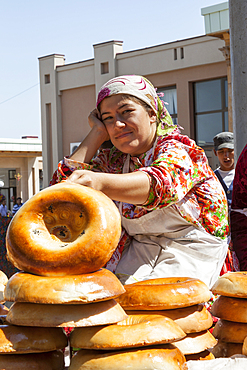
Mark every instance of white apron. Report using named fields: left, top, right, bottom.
left=115, top=150, right=228, bottom=289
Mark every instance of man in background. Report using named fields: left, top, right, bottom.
left=12, top=197, right=23, bottom=216
left=213, top=131, right=239, bottom=273
left=213, top=132, right=235, bottom=211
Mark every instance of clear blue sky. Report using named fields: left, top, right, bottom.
left=0, top=0, right=222, bottom=139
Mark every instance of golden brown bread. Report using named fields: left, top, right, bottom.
left=213, top=319, right=247, bottom=343
left=211, top=340, right=243, bottom=358
left=0, top=325, right=67, bottom=353
left=6, top=182, right=121, bottom=276
left=4, top=270, right=125, bottom=304
left=0, top=350, right=64, bottom=370
left=127, top=304, right=213, bottom=334
left=211, top=272, right=247, bottom=297
left=70, top=314, right=186, bottom=350
left=211, top=295, right=247, bottom=323
left=116, top=277, right=211, bottom=310
left=173, top=330, right=217, bottom=355
left=6, top=300, right=128, bottom=327
left=69, top=345, right=186, bottom=370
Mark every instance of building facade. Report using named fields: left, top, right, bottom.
left=0, top=137, right=43, bottom=212
left=39, top=3, right=230, bottom=187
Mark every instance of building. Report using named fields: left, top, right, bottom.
left=0, top=137, right=43, bottom=212
left=39, top=2, right=230, bottom=187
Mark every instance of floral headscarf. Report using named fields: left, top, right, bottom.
left=96, top=75, right=176, bottom=136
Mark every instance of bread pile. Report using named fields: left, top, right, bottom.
left=116, top=277, right=217, bottom=362
left=2, top=183, right=126, bottom=369
left=0, top=269, right=67, bottom=369
left=211, top=271, right=247, bottom=358
left=3, top=270, right=127, bottom=369
left=69, top=313, right=187, bottom=369
left=1, top=183, right=217, bottom=368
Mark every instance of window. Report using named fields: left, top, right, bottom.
left=194, top=77, right=228, bottom=147
left=101, top=62, right=109, bottom=75
left=180, top=47, right=184, bottom=59
left=44, top=74, right=50, bottom=84
left=174, top=49, right=177, bottom=60
left=9, top=170, right=16, bottom=187
left=156, top=86, right=178, bottom=125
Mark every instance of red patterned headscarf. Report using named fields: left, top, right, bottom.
left=97, top=75, right=176, bottom=136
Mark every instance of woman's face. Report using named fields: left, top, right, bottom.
left=100, top=95, right=157, bottom=156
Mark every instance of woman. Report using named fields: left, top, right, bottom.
left=51, top=75, right=228, bottom=288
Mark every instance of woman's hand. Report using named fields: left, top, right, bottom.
left=66, top=170, right=101, bottom=191
left=69, top=109, right=109, bottom=163
left=88, top=109, right=110, bottom=142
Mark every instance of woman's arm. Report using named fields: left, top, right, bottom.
left=69, top=109, right=109, bottom=163
left=67, top=170, right=150, bottom=205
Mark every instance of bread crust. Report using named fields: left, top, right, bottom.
left=211, top=340, right=243, bottom=358
left=211, top=272, right=247, bottom=297
left=6, top=183, right=121, bottom=276
left=69, top=345, right=186, bottom=370
left=0, top=325, right=67, bottom=353
left=70, top=314, right=186, bottom=350
left=0, top=350, right=64, bottom=370
left=126, top=304, right=213, bottom=334
left=4, top=270, right=125, bottom=304
left=6, top=300, right=128, bottom=327
left=242, top=337, right=247, bottom=355
left=211, top=296, right=247, bottom=323
left=174, top=330, right=217, bottom=355
left=213, top=319, right=247, bottom=343
left=116, top=278, right=211, bottom=310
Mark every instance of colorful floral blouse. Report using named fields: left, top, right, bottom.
left=51, top=131, right=229, bottom=252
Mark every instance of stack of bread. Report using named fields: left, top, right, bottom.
left=2, top=182, right=127, bottom=369
left=0, top=267, right=67, bottom=370
left=116, top=277, right=217, bottom=362
left=210, top=271, right=247, bottom=358
left=69, top=316, right=187, bottom=369
left=2, top=182, right=188, bottom=370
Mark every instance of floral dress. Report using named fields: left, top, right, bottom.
left=51, top=130, right=229, bottom=274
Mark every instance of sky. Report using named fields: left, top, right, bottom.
left=0, top=0, right=222, bottom=139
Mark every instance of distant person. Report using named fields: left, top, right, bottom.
left=213, top=132, right=239, bottom=273
left=213, top=132, right=235, bottom=211
left=12, top=197, right=23, bottom=216
left=0, top=199, right=8, bottom=217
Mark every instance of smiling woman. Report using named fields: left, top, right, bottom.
left=51, top=75, right=230, bottom=288
left=99, top=95, right=157, bottom=157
